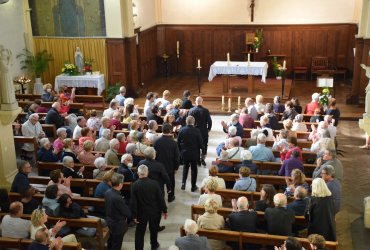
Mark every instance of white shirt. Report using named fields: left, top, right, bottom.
left=226, top=147, right=244, bottom=160
left=198, top=193, right=223, bottom=207
left=146, top=130, right=161, bottom=144
left=21, top=120, right=44, bottom=151
left=201, top=176, right=226, bottom=190
left=292, top=122, right=308, bottom=132
left=0, top=215, right=30, bottom=238
left=103, top=108, right=116, bottom=119
left=156, top=98, right=170, bottom=109
left=327, top=125, right=337, bottom=139
left=73, top=125, right=83, bottom=139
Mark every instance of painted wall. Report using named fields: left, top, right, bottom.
left=134, top=0, right=156, bottom=30
left=160, top=0, right=361, bottom=25
left=0, top=0, right=26, bottom=80
left=104, top=0, right=124, bottom=38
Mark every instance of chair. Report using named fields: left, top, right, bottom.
left=311, top=57, right=329, bottom=80
left=294, top=66, right=308, bottom=80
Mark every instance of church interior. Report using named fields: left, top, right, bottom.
left=1, top=0, right=370, bottom=249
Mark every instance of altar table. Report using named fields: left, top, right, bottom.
left=55, top=74, right=105, bottom=96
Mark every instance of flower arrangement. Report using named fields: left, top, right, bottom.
left=319, top=87, right=331, bottom=107
left=272, top=56, right=282, bottom=78
left=61, top=62, right=78, bottom=75
left=253, top=28, right=264, bottom=51
left=84, top=59, right=94, bottom=73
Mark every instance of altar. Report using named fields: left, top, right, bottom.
left=54, top=74, right=105, bottom=96
left=208, top=61, right=268, bottom=93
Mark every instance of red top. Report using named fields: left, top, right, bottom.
left=304, top=101, right=321, bottom=115
left=118, top=141, right=128, bottom=154
left=280, top=146, right=302, bottom=162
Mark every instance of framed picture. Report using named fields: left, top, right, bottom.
left=245, top=32, right=255, bottom=45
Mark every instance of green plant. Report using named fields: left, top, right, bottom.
left=319, top=87, right=331, bottom=107
left=253, top=28, right=263, bottom=49
left=106, top=82, right=122, bottom=102
left=17, top=49, right=53, bottom=78
left=272, top=56, right=282, bottom=77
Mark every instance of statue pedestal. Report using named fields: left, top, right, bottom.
left=359, top=116, right=370, bottom=135
left=0, top=108, right=22, bottom=189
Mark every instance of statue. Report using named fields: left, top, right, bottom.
left=0, top=45, right=18, bottom=111
left=74, top=47, right=84, bottom=74
left=361, top=64, right=370, bottom=118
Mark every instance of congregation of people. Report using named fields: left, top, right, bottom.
left=1, top=84, right=343, bottom=250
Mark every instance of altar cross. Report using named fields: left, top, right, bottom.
left=250, top=0, right=255, bottom=22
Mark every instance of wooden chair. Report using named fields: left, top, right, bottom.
left=293, top=66, right=308, bottom=81
left=311, top=56, right=329, bottom=80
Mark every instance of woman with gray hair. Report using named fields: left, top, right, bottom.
left=93, top=157, right=108, bottom=179
left=95, top=128, right=111, bottom=152
left=305, top=178, right=336, bottom=241
left=53, top=127, right=67, bottom=154
left=292, top=114, right=308, bottom=132
left=175, top=219, right=211, bottom=249
left=37, top=138, right=59, bottom=163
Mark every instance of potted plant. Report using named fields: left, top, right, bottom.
left=272, top=56, right=282, bottom=79
left=17, top=49, right=53, bottom=94
left=106, top=82, right=122, bottom=102
left=253, top=28, right=263, bottom=53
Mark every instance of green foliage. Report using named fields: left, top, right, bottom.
left=17, top=49, right=53, bottom=78
left=272, top=56, right=282, bottom=77
left=253, top=28, right=263, bottom=49
left=319, top=87, right=331, bottom=107
left=106, top=82, right=122, bottom=102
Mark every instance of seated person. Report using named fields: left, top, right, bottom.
left=11, top=160, right=37, bottom=195
left=280, top=137, right=302, bottom=162
left=197, top=198, right=225, bottom=250
left=255, top=184, right=276, bottom=212
left=93, top=157, right=109, bottom=179
left=110, top=111, right=123, bottom=130
left=72, top=116, right=86, bottom=140
left=254, top=94, right=265, bottom=113
left=283, top=119, right=297, bottom=138
left=304, top=93, right=321, bottom=115
left=115, top=86, right=126, bottom=106
left=292, top=114, right=308, bottom=132
left=146, top=120, right=161, bottom=144
left=259, top=115, right=274, bottom=140
left=281, top=101, right=298, bottom=121
left=37, top=138, right=59, bottom=163
left=62, top=156, right=84, bottom=179
left=311, top=129, right=335, bottom=154
left=95, top=128, right=111, bottom=152
left=287, top=186, right=308, bottom=216
left=215, top=150, right=234, bottom=173
left=147, top=105, right=164, bottom=124
left=198, top=179, right=222, bottom=207
left=0, top=201, right=30, bottom=238
left=264, top=103, right=280, bottom=130
left=156, top=89, right=171, bottom=109
left=48, top=169, right=73, bottom=197
left=78, top=127, right=95, bottom=151
left=224, top=126, right=242, bottom=149
left=105, top=138, right=121, bottom=166
left=248, top=133, right=276, bottom=162
left=28, top=227, right=64, bottom=250
left=42, top=184, right=60, bottom=216
left=135, top=132, right=150, bottom=155
left=20, top=188, right=39, bottom=214
left=78, top=140, right=101, bottom=165
left=284, top=169, right=310, bottom=197
left=244, top=128, right=260, bottom=148
left=103, top=99, right=119, bottom=119
left=310, top=108, right=324, bottom=123
left=239, top=106, right=255, bottom=129
left=60, top=138, right=79, bottom=163
left=118, top=154, right=137, bottom=183
left=307, top=234, right=327, bottom=250
left=125, top=143, right=142, bottom=167
left=181, top=90, right=193, bottom=109
left=200, top=166, right=226, bottom=191
left=175, top=219, right=211, bottom=250
left=45, top=102, right=70, bottom=136
left=86, top=109, right=102, bottom=132
left=278, top=150, right=304, bottom=177
left=233, top=167, right=256, bottom=192
left=273, top=96, right=285, bottom=113
left=236, top=149, right=257, bottom=174
left=99, top=117, right=112, bottom=138
left=272, top=129, right=289, bottom=152
left=41, top=83, right=57, bottom=102
left=92, top=169, right=115, bottom=216
left=225, top=137, right=243, bottom=160
left=291, top=97, right=302, bottom=114
left=265, top=193, right=295, bottom=236
left=53, top=127, right=68, bottom=156
left=117, top=133, right=128, bottom=154
left=221, top=114, right=243, bottom=137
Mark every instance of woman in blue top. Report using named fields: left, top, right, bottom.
left=233, top=166, right=256, bottom=192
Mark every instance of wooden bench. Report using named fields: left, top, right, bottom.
left=15, top=94, right=42, bottom=101
left=241, top=138, right=312, bottom=149
left=0, top=237, right=21, bottom=249
left=243, top=128, right=311, bottom=140
left=253, top=120, right=317, bottom=130
left=20, top=239, right=83, bottom=250
left=74, top=95, right=105, bottom=110
left=180, top=227, right=338, bottom=250
left=13, top=136, right=38, bottom=164
left=16, top=112, right=48, bottom=123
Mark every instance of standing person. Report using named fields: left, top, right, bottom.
left=154, top=123, right=180, bottom=202
left=178, top=116, right=205, bottom=192
left=105, top=173, right=132, bottom=250
left=321, top=165, right=341, bottom=214
left=188, top=96, right=212, bottom=166
left=130, top=165, right=168, bottom=250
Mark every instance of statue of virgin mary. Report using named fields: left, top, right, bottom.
left=74, top=47, right=84, bottom=74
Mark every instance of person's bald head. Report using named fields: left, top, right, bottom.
left=52, top=102, right=61, bottom=111
left=195, top=96, right=203, bottom=105
left=237, top=196, right=249, bottom=211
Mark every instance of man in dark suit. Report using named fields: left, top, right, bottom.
left=105, top=173, right=131, bottom=250
left=177, top=116, right=205, bottom=192
left=181, top=90, right=194, bottom=109
left=138, top=147, right=170, bottom=196
left=227, top=196, right=258, bottom=250
left=154, top=123, right=180, bottom=202
left=265, top=193, right=295, bottom=236
left=61, top=156, right=84, bottom=195
left=130, top=165, right=168, bottom=250
left=188, top=96, right=212, bottom=165
left=175, top=219, right=211, bottom=249
left=45, top=102, right=71, bottom=137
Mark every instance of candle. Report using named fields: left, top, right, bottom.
left=238, top=96, right=241, bottom=106
left=283, top=60, right=286, bottom=69
left=197, top=59, right=201, bottom=68
left=247, top=53, right=250, bottom=63
left=228, top=98, right=231, bottom=109
left=227, top=53, right=230, bottom=62
left=176, top=41, right=179, bottom=54
left=222, top=95, right=225, bottom=105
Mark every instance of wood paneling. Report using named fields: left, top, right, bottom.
left=106, top=39, right=127, bottom=85
left=138, top=26, right=157, bottom=83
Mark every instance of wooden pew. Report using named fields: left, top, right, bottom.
left=243, top=128, right=311, bottom=140
left=0, top=237, right=21, bottom=249
left=179, top=227, right=339, bottom=250
left=20, top=239, right=83, bottom=250
left=15, top=94, right=41, bottom=101
left=191, top=205, right=307, bottom=227
left=253, top=120, right=317, bottom=130
left=241, top=139, right=312, bottom=149
left=16, top=112, right=47, bottom=123
left=13, top=136, right=38, bottom=164
left=74, top=95, right=105, bottom=110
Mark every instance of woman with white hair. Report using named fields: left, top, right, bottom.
left=175, top=219, right=211, bottom=249
left=305, top=178, right=336, bottom=241
left=239, top=149, right=257, bottom=174
left=95, top=128, right=111, bottom=152
left=93, top=157, right=108, bottom=179
left=53, top=127, right=67, bottom=154
left=37, top=138, right=59, bottom=163
left=259, top=115, right=274, bottom=140
left=197, top=198, right=225, bottom=250
left=224, top=125, right=242, bottom=148
left=310, top=129, right=335, bottom=154
left=292, top=114, right=308, bottom=132
left=305, top=92, right=321, bottom=115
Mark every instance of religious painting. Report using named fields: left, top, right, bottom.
left=245, top=32, right=255, bottom=45
left=28, top=0, right=106, bottom=37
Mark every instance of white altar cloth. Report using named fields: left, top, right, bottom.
left=208, top=61, right=268, bottom=83
left=55, top=74, right=105, bottom=96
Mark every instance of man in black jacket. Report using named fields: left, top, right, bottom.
left=45, top=102, right=71, bottom=137
left=177, top=116, right=205, bottom=192
left=105, top=173, right=132, bottom=250
left=138, top=147, right=170, bottom=196
left=188, top=96, right=212, bottom=166
left=154, top=123, right=180, bottom=202
left=130, top=165, right=168, bottom=250
left=265, top=193, right=295, bottom=236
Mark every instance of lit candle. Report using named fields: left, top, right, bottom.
left=176, top=41, right=179, bottom=54
left=238, top=96, right=241, bottom=106
left=283, top=60, right=286, bottom=69
left=197, top=59, right=201, bottom=68
left=227, top=53, right=230, bottom=62
left=222, top=95, right=225, bottom=105
left=247, top=53, right=250, bottom=63
left=228, top=98, right=231, bottom=109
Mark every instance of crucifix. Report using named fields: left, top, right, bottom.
left=250, top=0, right=255, bottom=22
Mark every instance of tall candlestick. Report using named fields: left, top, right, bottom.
left=283, top=60, right=286, bottom=69
left=238, top=96, right=241, bottom=106
left=247, top=53, right=250, bottom=63
left=227, top=53, right=230, bottom=62
left=228, top=98, right=231, bottom=110
left=197, top=59, right=201, bottom=68
left=222, top=95, right=225, bottom=105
